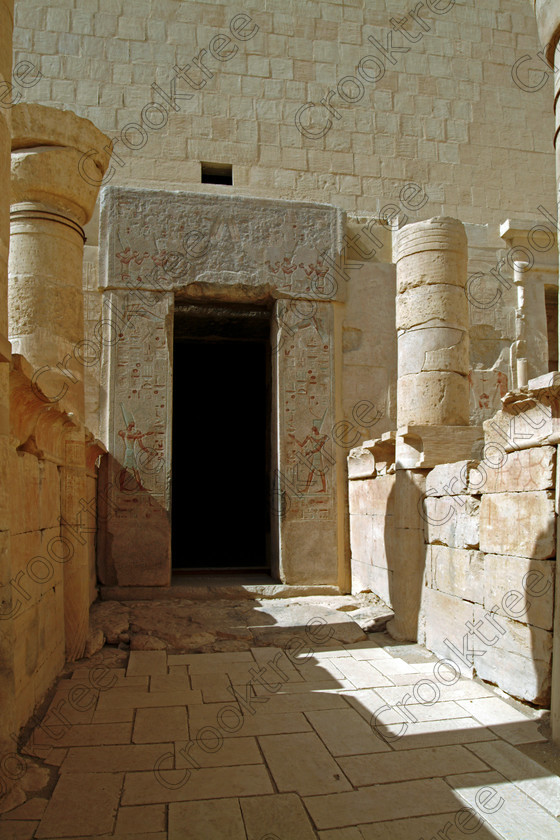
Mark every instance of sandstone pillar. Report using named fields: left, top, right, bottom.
left=9, top=105, right=110, bottom=420
left=9, top=105, right=110, bottom=660
left=396, top=216, right=469, bottom=427
left=388, top=217, right=469, bottom=641
left=0, top=0, right=15, bottom=795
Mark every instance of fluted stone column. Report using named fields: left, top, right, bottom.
left=8, top=105, right=110, bottom=661
left=532, top=0, right=560, bottom=750
left=396, top=217, right=469, bottom=427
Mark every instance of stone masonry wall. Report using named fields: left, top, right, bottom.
left=10, top=0, right=558, bottom=440
left=10, top=0, right=555, bottom=223
left=420, top=447, right=556, bottom=705
left=349, top=444, right=556, bottom=704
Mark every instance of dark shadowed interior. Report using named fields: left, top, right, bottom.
left=172, top=302, right=271, bottom=570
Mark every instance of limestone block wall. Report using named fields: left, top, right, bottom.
left=5, top=356, right=101, bottom=733
left=349, top=442, right=556, bottom=704
left=7, top=441, right=64, bottom=727
left=10, top=0, right=555, bottom=224
left=419, top=447, right=556, bottom=705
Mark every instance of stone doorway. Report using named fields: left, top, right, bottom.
left=97, top=187, right=345, bottom=589
left=172, top=302, right=271, bottom=572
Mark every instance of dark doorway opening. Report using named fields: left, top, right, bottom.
left=172, top=302, right=271, bottom=571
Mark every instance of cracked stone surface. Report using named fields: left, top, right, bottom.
left=85, top=593, right=390, bottom=653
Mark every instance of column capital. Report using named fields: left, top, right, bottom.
left=10, top=104, right=111, bottom=226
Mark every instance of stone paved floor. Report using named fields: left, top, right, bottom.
left=2, top=632, right=560, bottom=839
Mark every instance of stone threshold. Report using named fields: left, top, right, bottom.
left=100, top=575, right=342, bottom=601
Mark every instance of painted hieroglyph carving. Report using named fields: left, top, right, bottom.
left=99, top=187, right=344, bottom=585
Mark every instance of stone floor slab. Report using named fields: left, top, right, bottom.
left=122, top=764, right=273, bottom=804
left=187, top=705, right=313, bottom=738
left=1, top=797, right=48, bottom=819
left=467, top=740, right=560, bottom=816
left=346, top=689, right=471, bottom=726
left=14, top=629, right=560, bottom=840
left=339, top=744, right=487, bottom=786
left=169, top=797, right=246, bottom=839
left=331, top=657, right=394, bottom=688
left=32, top=722, right=133, bottom=748
left=127, top=651, right=168, bottom=676
left=189, top=673, right=232, bottom=702
left=133, top=707, right=188, bottom=744
left=347, top=644, right=392, bottom=661
left=258, top=732, right=353, bottom=796
left=92, top=706, right=135, bottom=724
left=383, top=717, right=498, bottom=750
left=456, top=698, right=547, bottom=744
left=96, top=687, right=203, bottom=710
left=447, top=770, right=560, bottom=839
left=231, top=691, right=349, bottom=714
left=169, top=652, right=255, bottom=670
left=358, top=812, right=502, bottom=839
left=305, top=708, right=391, bottom=755
left=175, top=736, right=262, bottom=769
left=60, top=743, right=175, bottom=773
left=376, top=679, right=496, bottom=706
left=114, top=803, right=166, bottom=835
left=0, top=821, right=40, bottom=839
left=240, top=792, right=317, bottom=839
left=34, top=772, right=123, bottom=838
left=304, top=778, right=460, bottom=830
left=149, top=674, right=191, bottom=692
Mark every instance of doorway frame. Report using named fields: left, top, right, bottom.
left=97, top=186, right=346, bottom=588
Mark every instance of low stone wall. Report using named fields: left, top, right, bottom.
left=421, top=446, right=555, bottom=705
left=4, top=357, right=100, bottom=732
left=349, top=444, right=556, bottom=705
left=8, top=447, right=65, bottom=726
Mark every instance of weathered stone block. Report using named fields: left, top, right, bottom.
left=479, top=491, right=555, bottom=559
left=472, top=605, right=552, bottom=705
left=398, top=326, right=469, bottom=376
left=347, top=446, right=375, bottom=479
left=429, top=545, right=484, bottom=604
left=426, top=460, right=478, bottom=496
left=39, top=459, right=61, bottom=531
left=348, top=475, right=394, bottom=516
left=422, top=587, right=475, bottom=675
left=371, top=515, right=394, bottom=570
left=482, top=395, right=558, bottom=452
left=397, top=372, right=470, bottom=426
left=424, top=495, right=479, bottom=549
left=10, top=450, right=40, bottom=535
left=480, top=445, right=555, bottom=494
left=396, top=283, right=468, bottom=332
left=396, top=427, right=483, bottom=470
left=483, top=554, right=554, bottom=631
left=393, top=469, right=427, bottom=530
left=349, top=514, right=372, bottom=565
left=351, top=558, right=393, bottom=606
